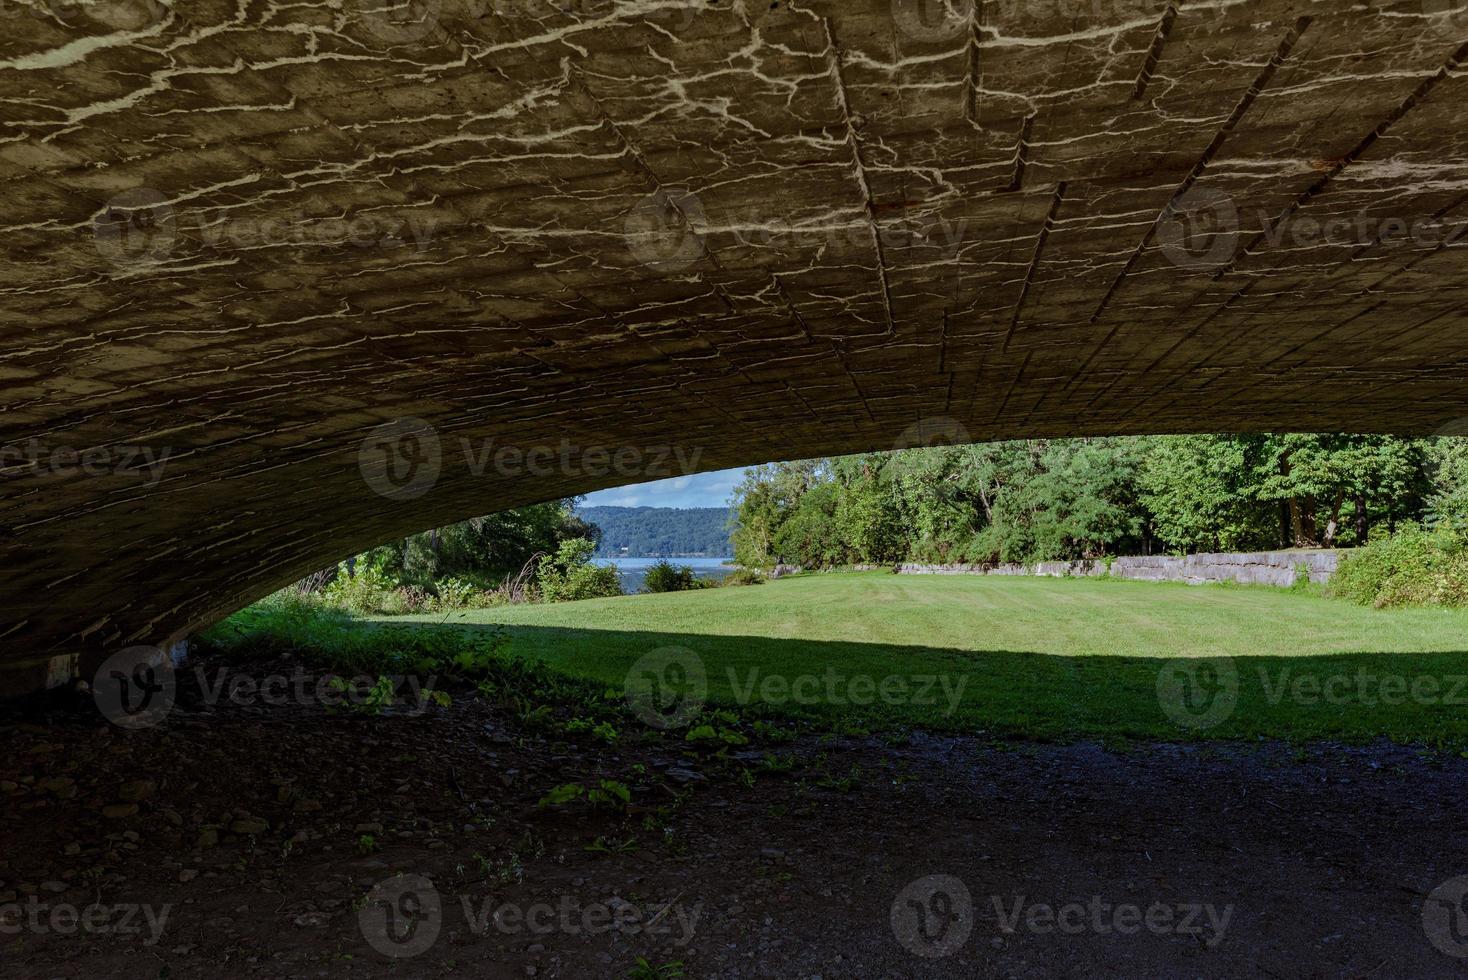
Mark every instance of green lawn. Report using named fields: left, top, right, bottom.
left=377, top=573, right=1468, bottom=746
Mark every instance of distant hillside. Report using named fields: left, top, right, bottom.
left=577, top=506, right=731, bottom=558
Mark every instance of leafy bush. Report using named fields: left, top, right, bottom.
left=1328, top=523, right=1468, bottom=608
left=536, top=538, right=623, bottom=603
left=720, top=568, right=765, bottom=587
left=425, top=576, right=501, bottom=613
left=643, top=560, right=700, bottom=593
left=322, top=558, right=423, bottom=615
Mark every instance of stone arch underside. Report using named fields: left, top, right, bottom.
left=4, top=0, right=1468, bottom=690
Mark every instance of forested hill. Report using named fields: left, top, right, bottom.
left=577, top=506, right=732, bottom=558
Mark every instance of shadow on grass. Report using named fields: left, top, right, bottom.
left=399, top=620, right=1468, bottom=749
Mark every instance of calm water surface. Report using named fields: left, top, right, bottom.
left=592, top=556, right=735, bottom=591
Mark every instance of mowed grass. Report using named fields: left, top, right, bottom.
left=379, top=573, right=1468, bottom=747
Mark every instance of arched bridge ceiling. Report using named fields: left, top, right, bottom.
left=2, top=0, right=1468, bottom=684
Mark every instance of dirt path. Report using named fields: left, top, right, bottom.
left=3, top=655, right=1468, bottom=978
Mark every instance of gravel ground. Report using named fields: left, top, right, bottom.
left=3, top=655, right=1468, bottom=978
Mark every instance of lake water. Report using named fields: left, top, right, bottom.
left=593, top=556, right=736, bottom=592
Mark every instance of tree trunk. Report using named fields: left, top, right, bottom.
left=1355, top=492, right=1368, bottom=543
left=1289, top=496, right=1322, bottom=548
left=1322, top=489, right=1346, bottom=547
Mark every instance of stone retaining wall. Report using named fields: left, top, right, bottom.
left=881, top=550, right=1343, bottom=586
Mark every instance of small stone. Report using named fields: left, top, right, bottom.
left=101, top=803, right=139, bottom=819
left=63, top=843, right=81, bottom=856
left=354, top=822, right=382, bottom=834
left=40, top=881, right=67, bottom=893
left=118, top=779, right=156, bottom=802
left=230, top=817, right=269, bottom=835
left=41, top=776, right=77, bottom=798
left=0, top=781, right=17, bottom=793
left=0, top=891, right=14, bottom=903
left=196, top=828, right=219, bottom=849
left=178, top=869, right=199, bottom=883
left=293, top=799, right=323, bottom=813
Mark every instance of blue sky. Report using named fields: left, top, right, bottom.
left=580, top=466, right=746, bottom=510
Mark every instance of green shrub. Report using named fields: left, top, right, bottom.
left=536, top=538, right=623, bottom=603
left=720, top=568, right=765, bottom=587
left=322, top=559, right=414, bottom=615
left=643, top=560, right=699, bottom=593
left=424, top=576, right=501, bottom=612
left=1328, top=523, right=1468, bottom=608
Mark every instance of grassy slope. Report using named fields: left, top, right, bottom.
left=377, top=573, right=1468, bottom=746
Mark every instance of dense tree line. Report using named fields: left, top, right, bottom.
left=577, top=506, right=731, bottom=557
left=729, top=435, right=1468, bottom=569
left=359, top=499, right=601, bottom=586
